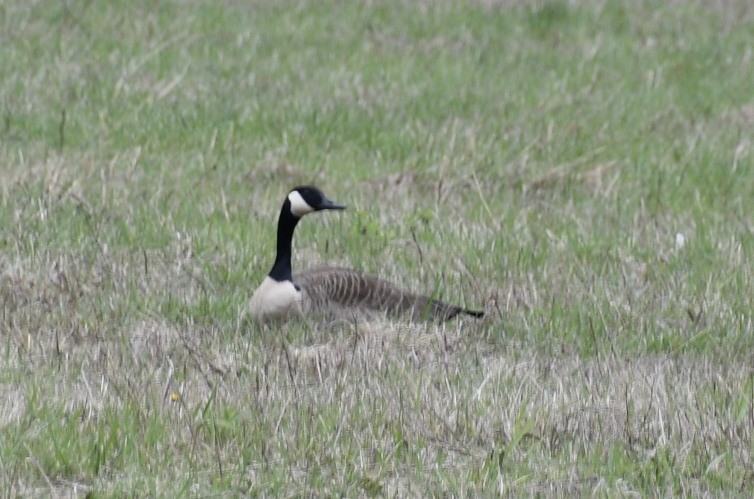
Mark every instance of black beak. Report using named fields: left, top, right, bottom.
left=320, top=196, right=346, bottom=210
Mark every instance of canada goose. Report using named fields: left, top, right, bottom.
left=247, top=186, right=484, bottom=323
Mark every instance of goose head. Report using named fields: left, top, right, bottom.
left=265, top=185, right=346, bottom=284
left=286, top=186, right=346, bottom=218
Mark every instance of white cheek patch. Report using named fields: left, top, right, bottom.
left=288, top=190, right=315, bottom=216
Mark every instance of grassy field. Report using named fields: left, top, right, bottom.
left=2, top=0, right=754, bottom=495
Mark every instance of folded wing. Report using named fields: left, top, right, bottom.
left=293, top=267, right=483, bottom=322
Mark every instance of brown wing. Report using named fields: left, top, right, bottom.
left=293, top=267, right=483, bottom=322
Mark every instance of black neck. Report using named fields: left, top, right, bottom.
left=268, top=202, right=300, bottom=282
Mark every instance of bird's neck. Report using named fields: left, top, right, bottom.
left=268, top=207, right=299, bottom=282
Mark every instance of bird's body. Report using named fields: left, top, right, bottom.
left=247, top=276, right=303, bottom=321
left=294, top=267, right=483, bottom=322
left=247, top=186, right=483, bottom=324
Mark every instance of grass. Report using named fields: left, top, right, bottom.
left=2, top=0, right=754, bottom=495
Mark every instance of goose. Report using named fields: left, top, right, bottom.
left=247, top=186, right=484, bottom=323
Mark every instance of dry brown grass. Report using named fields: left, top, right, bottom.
left=4, top=288, right=752, bottom=495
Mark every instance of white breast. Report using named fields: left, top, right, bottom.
left=247, top=277, right=303, bottom=321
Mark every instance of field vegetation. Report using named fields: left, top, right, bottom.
left=2, top=0, right=754, bottom=495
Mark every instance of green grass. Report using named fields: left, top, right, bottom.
left=2, top=0, right=754, bottom=495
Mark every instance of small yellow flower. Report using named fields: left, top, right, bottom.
left=170, top=392, right=181, bottom=402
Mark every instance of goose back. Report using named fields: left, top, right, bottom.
left=293, top=267, right=483, bottom=322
